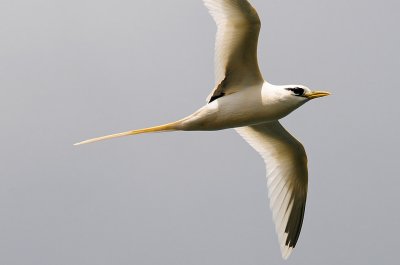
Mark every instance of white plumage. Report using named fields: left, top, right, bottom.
left=236, top=121, right=307, bottom=259
left=204, top=0, right=263, bottom=101
left=75, top=0, right=330, bottom=260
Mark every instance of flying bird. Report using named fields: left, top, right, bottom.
left=75, top=0, right=330, bottom=259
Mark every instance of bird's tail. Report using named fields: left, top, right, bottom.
left=74, top=120, right=181, bottom=146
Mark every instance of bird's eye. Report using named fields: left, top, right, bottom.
left=287, top=87, right=305, bottom=96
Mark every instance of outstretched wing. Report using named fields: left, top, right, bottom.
left=203, top=0, right=264, bottom=102
left=236, top=121, right=308, bottom=259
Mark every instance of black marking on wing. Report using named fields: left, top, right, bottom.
left=284, top=194, right=306, bottom=248
left=208, top=72, right=230, bottom=103
left=209, top=92, right=225, bottom=103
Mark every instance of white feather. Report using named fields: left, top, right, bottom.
left=236, top=121, right=308, bottom=259
left=203, top=0, right=264, bottom=101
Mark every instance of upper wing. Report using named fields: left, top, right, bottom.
left=235, top=121, right=308, bottom=259
left=203, top=0, right=264, bottom=102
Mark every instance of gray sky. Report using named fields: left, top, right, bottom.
left=1, top=0, right=399, bottom=264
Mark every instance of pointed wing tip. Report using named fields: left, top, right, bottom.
left=279, top=232, right=294, bottom=259
left=281, top=245, right=294, bottom=260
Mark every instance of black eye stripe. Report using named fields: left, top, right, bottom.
left=287, top=87, right=305, bottom=96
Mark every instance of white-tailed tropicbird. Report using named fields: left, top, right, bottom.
left=75, top=0, right=330, bottom=259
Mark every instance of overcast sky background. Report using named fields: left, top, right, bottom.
left=1, top=0, right=399, bottom=264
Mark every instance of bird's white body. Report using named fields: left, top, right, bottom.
left=179, top=82, right=307, bottom=131
left=75, top=0, right=330, bottom=260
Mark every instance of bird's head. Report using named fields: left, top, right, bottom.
left=261, top=84, right=331, bottom=120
